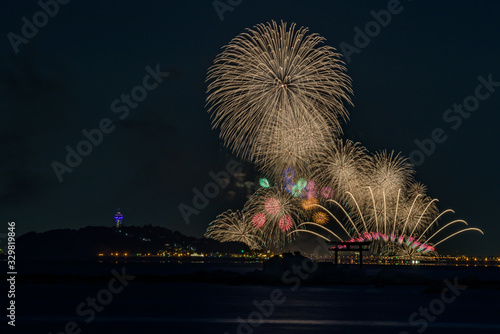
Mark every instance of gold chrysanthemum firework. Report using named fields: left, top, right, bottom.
left=206, top=21, right=352, bottom=175
left=204, top=210, right=263, bottom=250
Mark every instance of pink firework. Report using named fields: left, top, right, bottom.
left=320, top=187, right=334, bottom=199
left=424, top=245, right=435, bottom=253
left=252, top=213, right=266, bottom=228
left=306, top=180, right=317, bottom=198
left=278, top=215, right=293, bottom=232
left=264, top=197, right=281, bottom=215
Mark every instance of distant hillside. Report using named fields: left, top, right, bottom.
left=16, top=225, right=249, bottom=261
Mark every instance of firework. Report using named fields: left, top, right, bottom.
left=289, top=189, right=483, bottom=258
left=252, top=213, right=266, bottom=228
left=283, top=167, right=295, bottom=181
left=264, top=197, right=281, bottom=215
left=398, top=192, right=438, bottom=236
left=320, top=187, right=334, bottom=199
left=366, top=150, right=414, bottom=198
left=259, top=178, right=270, bottom=188
left=206, top=21, right=352, bottom=173
left=313, top=211, right=329, bottom=225
left=311, top=139, right=369, bottom=201
left=252, top=113, right=334, bottom=176
left=279, top=215, right=293, bottom=231
left=244, top=186, right=301, bottom=249
left=406, top=181, right=428, bottom=198
left=205, top=210, right=263, bottom=249
left=280, top=167, right=316, bottom=198
left=302, top=197, right=319, bottom=210
left=204, top=21, right=483, bottom=257
left=305, top=179, right=317, bottom=198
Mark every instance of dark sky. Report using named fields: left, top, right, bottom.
left=1, top=1, right=499, bottom=256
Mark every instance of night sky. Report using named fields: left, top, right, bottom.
left=1, top=1, right=499, bottom=256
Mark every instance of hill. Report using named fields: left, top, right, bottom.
left=15, top=225, right=249, bottom=261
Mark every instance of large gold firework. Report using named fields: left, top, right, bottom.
left=206, top=21, right=352, bottom=173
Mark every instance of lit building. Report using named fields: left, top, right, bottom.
left=114, top=209, right=123, bottom=228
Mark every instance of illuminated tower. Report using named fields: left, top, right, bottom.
left=114, top=209, right=123, bottom=228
